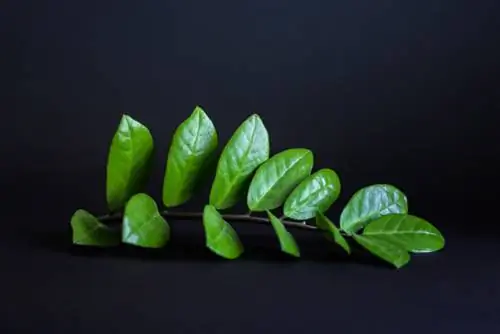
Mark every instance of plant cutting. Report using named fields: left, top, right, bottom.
left=70, top=106, right=445, bottom=269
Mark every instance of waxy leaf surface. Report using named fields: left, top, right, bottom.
left=247, top=148, right=314, bottom=211
left=71, top=209, right=120, bottom=246
left=266, top=210, right=300, bottom=257
left=363, top=214, right=445, bottom=253
left=340, top=184, right=408, bottom=234
left=203, top=205, right=244, bottom=259
left=122, top=193, right=170, bottom=248
left=163, top=106, right=218, bottom=207
left=284, top=168, right=341, bottom=220
left=315, top=212, right=350, bottom=254
left=106, top=115, right=154, bottom=212
left=209, top=114, right=269, bottom=210
left=353, top=235, right=410, bottom=269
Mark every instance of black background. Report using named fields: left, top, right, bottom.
left=2, top=1, right=500, bottom=333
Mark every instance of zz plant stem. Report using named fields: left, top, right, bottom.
left=69, top=106, right=446, bottom=269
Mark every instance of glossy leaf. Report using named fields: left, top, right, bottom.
left=363, top=214, right=445, bottom=253
left=266, top=210, right=300, bottom=257
left=315, top=212, right=350, bottom=254
left=209, top=114, right=269, bottom=210
left=162, top=106, right=218, bottom=207
left=70, top=209, right=120, bottom=246
left=247, top=148, right=314, bottom=211
left=340, top=184, right=408, bottom=234
left=203, top=205, right=244, bottom=259
left=353, top=235, right=410, bottom=269
left=106, top=114, right=154, bottom=212
left=122, top=193, right=170, bottom=248
left=284, top=168, right=341, bottom=220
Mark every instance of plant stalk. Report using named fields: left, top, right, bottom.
left=98, top=210, right=319, bottom=231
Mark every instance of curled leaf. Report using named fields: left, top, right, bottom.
left=266, top=210, right=300, bottom=257
left=353, top=235, right=410, bottom=269
left=71, top=209, right=120, bottom=247
left=247, top=148, right=314, bottom=212
left=340, top=184, right=408, bottom=235
left=106, top=114, right=154, bottom=212
left=209, top=114, right=269, bottom=210
left=162, top=106, right=218, bottom=207
left=203, top=205, right=244, bottom=259
left=284, top=168, right=341, bottom=220
left=363, top=214, right=445, bottom=253
left=315, top=212, right=350, bottom=254
left=122, top=193, right=170, bottom=248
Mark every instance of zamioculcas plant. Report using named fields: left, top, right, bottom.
left=70, top=106, right=445, bottom=269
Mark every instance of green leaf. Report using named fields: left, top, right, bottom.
left=353, top=235, right=410, bottom=269
left=162, top=106, right=218, bottom=207
left=340, top=184, right=408, bottom=234
left=362, top=214, right=445, bottom=253
left=70, top=209, right=120, bottom=246
left=209, top=114, right=270, bottom=210
left=106, top=114, right=154, bottom=212
left=122, top=193, right=170, bottom=248
left=203, top=204, right=244, bottom=259
left=283, top=168, right=341, bottom=220
left=266, top=210, right=300, bottom=257
left=247, top=148, right=314, bottom=212
left=315, top=212, right=350, bottom=254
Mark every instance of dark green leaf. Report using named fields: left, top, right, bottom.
left=266, top=210, right=300, bottom=257
left=315, top=212, right=350, bottom=254
left=162, top=106, right=218, bottom=207
left=340, top=184, right=408, bottom=234
left=209, top=114, right=269, bottom=210
left=70, top=209, right=120, bottom=246
left=106, top=114, right=154, bottom=212
left=284, top=168, right=341, bottom=220
left=122, top=193, right=170, bottom=248
left=203, top=205, right=244, bottom=259
left=353, top=235, right=410, bottom=269
left=247, top=148, right=314, bottom=211
left=363, top=214, right=445, bottom=253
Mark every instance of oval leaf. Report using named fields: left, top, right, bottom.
left=266, top=210, right=300, bottom=257
left=362, top=214, right=445, bottom=253
left=122, top=193, right=170, bottom=248
left=203, top=205, right=244, bottom=259
left=106, top=115, right=154, bottom=212
left=353, top=235, right=410, bottom=269
left=284, top=168, right=341, bottom=220
left=247, top=148, right=314, bottom=211
left=209, top=114, right=270, bottom=210
left=70, top=209, right=120, bottom=247
left=315, top=212, right=350, bottom=254
left=162, top=106, right=218, bottom=207
left=340, top=184, right=408, bottom=234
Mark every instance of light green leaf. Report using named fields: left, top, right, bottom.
left=353, top=235, right=410, bottom=269
left=209, top=114, right=269, bottom=210
left=315, top=212, right=350, bottom=254
left=122, top=193, right=170, bottom=248
left=70, top=209, right=120, bottom=246
left=106, top=114, right=154, bottom=212
left=266, top=210, right=300, bottom=257
left=203, top=205, right=244, bottom=259
left=247, top=148, right=314, bottom=211
left=162, top=106, right=218, bottom=207
left=362, top=214, right=445, bottom=253
left=284, top=168, right=341, bottom=220
left=340, top=184, right=408, bottom=234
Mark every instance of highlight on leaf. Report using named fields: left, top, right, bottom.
left=68, top=107, right=446, bottom=270
left=209, top=114, right=270, bottom=210
left=162, top=106, right=218, bottom=207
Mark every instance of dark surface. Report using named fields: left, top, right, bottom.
left=2, top=1, right=500, bottom=333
